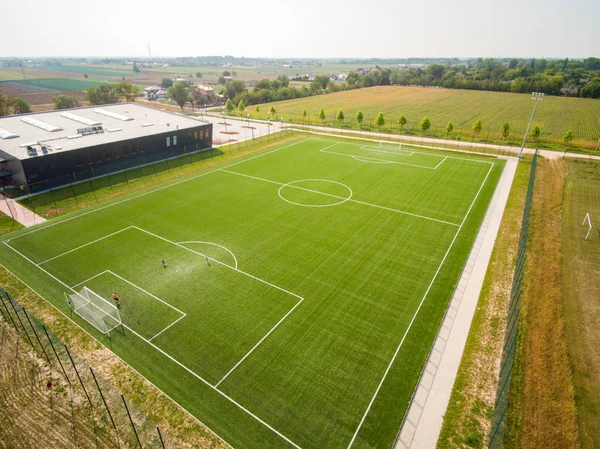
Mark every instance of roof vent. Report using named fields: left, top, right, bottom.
left=21, top=117, right=63, bottom=132
left=93, top=108, right=134, bottom=121
left=0, top=128, right=19, bottom=139
left=60, top=112, right=102, bottom=126
left=141, top=123, right=154, bottom=127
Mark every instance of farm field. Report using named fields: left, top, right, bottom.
left=0, top=78, right=114, bottom=92
left=0, top=136, right=503, bottom=449
left=243, top=86, right=600, bottom=150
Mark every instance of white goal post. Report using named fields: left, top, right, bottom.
left=378, top=140, right=403, bottom=151
left=582, top=212, right=593, bottom=240
left=65, top=287, right=122, bottom=335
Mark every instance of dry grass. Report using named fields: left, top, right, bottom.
left=505, top=158, right=580, bottom=449
left=0, top=265, right=227, bottom=449
left=561, top=159, right=600, bottom=449
left=437, top=158, right=530, bottom=449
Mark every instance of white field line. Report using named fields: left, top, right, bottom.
left=131, top=226, right=303, bottom=301
left=309, top=137, right=495, bottom=165
left=215, top=295, right=304, bottom=388
left=434, top=156, right=449, bottom=169
left=106, top=270, right=186, bottom=316
left=1, top=240, right=304, bottom=449
left=178, top=241, right=239, bottom=270
left=149, top=314, right=187, bottom=342
left=345, top=162, right=495, bottom=448
left=321, top=148, right=439, bottom=170
left=10, top=138, right=310, bottom=241
left=71, top=270, right=109, bottom=289
left=0, top=265, right=235, bottom=449
left=351, top=156, right=395, bottom=164
left=219, top=168, right=460, bottom=227
left=358, top=145, right=414, bottom=156
left=39, top=226, right=134, bottom=265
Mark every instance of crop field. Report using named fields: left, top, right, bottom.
left=0, top=78, right=111, bottom=92
left=245, top=86, right=600, bottom=150
left=0, top=137, right=503, bottom=449
left=43, top=65, right=139, bottom=77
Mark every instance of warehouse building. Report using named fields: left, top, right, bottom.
left=0, top=103, right=212, bottom=193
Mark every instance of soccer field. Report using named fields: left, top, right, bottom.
left=0, top=137, right=504, bottom=449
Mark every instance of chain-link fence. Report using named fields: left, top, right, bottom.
left=10, top=129, right=295, bottom=218
left=0, top=286, right=183, bottom=449
left=488, top=150, right=538, bottom=448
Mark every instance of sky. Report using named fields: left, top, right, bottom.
left=1, top=0, right=598, bottom=59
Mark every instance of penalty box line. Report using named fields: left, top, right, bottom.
left=71, top=268, right=187, bottom=342
left=2, top=239, right=306, bottom=449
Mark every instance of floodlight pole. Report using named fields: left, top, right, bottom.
left=518, top=92, right=543, bottom=158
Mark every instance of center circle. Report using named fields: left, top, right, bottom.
left=278, top=179, right=353, bottom=207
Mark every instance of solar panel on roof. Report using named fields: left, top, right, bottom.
left=0, top=128, right=19, bottom=139
left=60, top=112, right=102, bottom=126
left=93, top=108, right=134, bottom=121
left=21, top=117, right=63, bottom=132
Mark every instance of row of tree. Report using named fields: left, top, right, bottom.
left=0, top=90, right=32, bottom=115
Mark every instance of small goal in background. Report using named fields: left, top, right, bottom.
left=582, top=212, right=593, bottom=240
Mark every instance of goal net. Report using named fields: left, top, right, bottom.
left=65, top=287, right=122, bottom=334
left=379, top=141, right=403, bottom=151
left=582, top=212, right=593, bottom=240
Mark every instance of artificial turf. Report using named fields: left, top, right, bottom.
left=0, top=136, right=504, bottom=449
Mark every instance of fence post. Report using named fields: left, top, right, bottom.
left=65, top=344, right=93, bottom=408
left=6, top=294, right=36, bottom=349
left=156, top=426, right=166, bottom=449
left=21, top=307, right=51, bottom=364
left=121, top=394, right=143, bottom=449
left=90, top=367, right=120, bottom=448
left=0, top=293, right=18, bottom=333
left=42, top=324, right=70, bottom=384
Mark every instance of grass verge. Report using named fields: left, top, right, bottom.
left=437, top=157, right=530, bottom=449
left=0, top=212, right=24, bottom=236
left=504, top=158, right=579, bottom=448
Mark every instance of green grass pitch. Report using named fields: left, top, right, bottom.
left=0, top=136, right=504, bottom=449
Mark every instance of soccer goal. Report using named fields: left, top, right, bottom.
left=65, top=287, right=122, bottom=335
left=582, top=212, right=593, bottom=240
left=378, top=140, right=404, bottom=151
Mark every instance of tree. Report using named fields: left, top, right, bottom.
left=375, top=112, right=385, bottom=127
left=472, top=119, right=482, bottom=135
left=238, top=99, right=246, bottom=112
left=302, top=108, right=307, bottom=122
left=446, top=121, right=454, bottom=134
left=167, top=82, right=189, bottom=111
left=86, top=84, right=120, bottom=105
left=116, top=81, right=141, bottom=102
left=269, top=106, right=276, bottom=117
left=319, top=108, right=326, bottom=123
left=337, top=109, right=345, bottom=123
left=398, top=115, right=407, bottom=128
left=225, top=98, right=235, bottom=114
left=501, top=122, right=510, bottom=139
left=189, top=89, right=205, bottom=110
left=160, top=78, right=173, bottom=89
left=196, top=72, right=203, bottom=78
left=420, top=116, right=431, bottom=132
left=84, top=74, right=88, bottom=79
left=53, top=94, right=79, bottom=110
left=255, top=105, right=260, bottom=113
left=222, top=70, right=231, bottom=76
left=218, top=76, right=226, bottom=85
left=0, top=89, right=9, bottom=116
left=563, top=129, right=573, bottom=145
left=133, top=63, right=140, bottom=73
left=530, top=125, right=541, bottom=140
left=11, top=97, right=31, bottom=114
left=356, top=110, right=364, bottom=127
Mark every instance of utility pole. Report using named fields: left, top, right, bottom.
left=518, top=92, right=543, bottom=158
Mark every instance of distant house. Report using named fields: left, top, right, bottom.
left=338, top=73, right=348, bottom=81
left=245, top=80, right=258, bottom=88
left=143, top=86, right=168, bottom=100
left=561, top=86, right=579, bottom=96
left=195, top=85, right=216, bottom=101
left=305, top=73, right=315, bottom=81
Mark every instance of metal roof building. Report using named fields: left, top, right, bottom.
left=0, top=103, right=212, bottom=193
